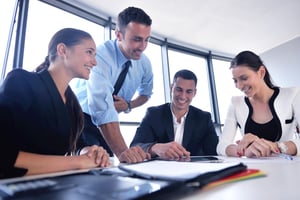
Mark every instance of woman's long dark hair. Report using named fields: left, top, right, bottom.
left=230, top=50, right=276, bottom=89
left=36, top=28, right=93, bottom=154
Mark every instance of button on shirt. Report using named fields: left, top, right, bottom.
left=72, top=39, right=153, bottom=126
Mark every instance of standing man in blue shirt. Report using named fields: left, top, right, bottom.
left=73, top=7, right=153, bottom=163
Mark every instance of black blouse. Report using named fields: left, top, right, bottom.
left=244, top=87, right=282, bottom=142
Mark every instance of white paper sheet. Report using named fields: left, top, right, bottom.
left=119, top=160, right=241, bottom=181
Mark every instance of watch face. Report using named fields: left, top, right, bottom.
left=124, top=102, right=131, bottom=113
left=278, top=142, right=288, bottom=154
left=124, top=107, right=131, bottom=113
left=124, top=109, right=130, bottom=113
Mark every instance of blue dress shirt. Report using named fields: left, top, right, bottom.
left=73, top=39, right=153, bottom=126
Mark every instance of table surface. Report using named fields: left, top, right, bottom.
left=181, top=156, right=300, bottom=200
left=1, top=156, right=299, bottom=200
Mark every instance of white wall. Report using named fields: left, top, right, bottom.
left=260, top=36, right=300, bottom=87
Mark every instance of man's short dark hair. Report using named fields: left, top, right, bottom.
left=173, top=69, right=197, bottom=86
left=117, top=7, right=152, bottom=33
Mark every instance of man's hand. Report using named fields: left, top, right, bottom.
left=150, top=142, right=190, bottom=160
left=113, top=95, right=128, bottom=113
left=118, top=146, right=151, bottom=163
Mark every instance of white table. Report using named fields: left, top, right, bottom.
left=181, top=156, right=300, bottom=200
left=1, top=156, right=299, bottom=200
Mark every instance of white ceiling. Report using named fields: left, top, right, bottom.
left=62, top=0, right=300, bottom=56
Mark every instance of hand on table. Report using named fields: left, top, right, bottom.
left=150, top=141, right=190, bottom=160
left=80, top=145, right=111, bottom=167
left=118, top=146, right=151, bottom=163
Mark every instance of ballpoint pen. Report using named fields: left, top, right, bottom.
left=272, top=153, right=293, bottom=160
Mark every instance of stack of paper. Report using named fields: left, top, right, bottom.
left=119, top=160, right=246, bottom=182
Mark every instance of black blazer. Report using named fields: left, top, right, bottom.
left=130, top=103, right=218, bottom=156
left=0, top=69, right=75, bottom=178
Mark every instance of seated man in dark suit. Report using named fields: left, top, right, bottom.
left=130, top=69, right=218, bottom=160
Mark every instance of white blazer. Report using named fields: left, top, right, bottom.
left=217, top=87, right=300, bottom=156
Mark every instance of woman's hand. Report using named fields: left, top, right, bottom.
left=79, top=145, right=111, bottom=168
left=235, top=133, right=259, bottom=156
left=243, top=138, right=277, bottom=157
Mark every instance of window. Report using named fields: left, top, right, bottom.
left=23, top=0, right=104, bottom=72
left=212, top=59, right=242, bottom=125
left=168, top=49, right=212, bottom=113
left=0, top=0, right=18, bottom=81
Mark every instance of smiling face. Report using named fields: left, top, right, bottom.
left=171, top=77, right=197, bottom=112
left=231, top=65, right=265, bottom=97
left=63, top=38, right=97, bottom=80
left=116, top=21, right=151, bottom=60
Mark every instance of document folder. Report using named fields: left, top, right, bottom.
left=0, top=161, right=248, bottom=199
left=0, top=171, right=182, bottom=200
left=119, top=160, right=247, bottom=188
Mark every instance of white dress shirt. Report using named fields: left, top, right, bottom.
left=172, top=108, right=188, bottom=145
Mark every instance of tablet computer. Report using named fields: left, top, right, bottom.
left=153, top=156, right=223, bottom=163
left=190, top=156, right=222, bottom=162
left=179, top=156, right=223, bottom=163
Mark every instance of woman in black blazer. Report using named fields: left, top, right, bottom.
left=0, top=28, right=110, bottom=179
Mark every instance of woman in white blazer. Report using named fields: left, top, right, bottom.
left=217, top=51, right=300, bottom=157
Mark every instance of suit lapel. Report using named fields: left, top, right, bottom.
left=182, top=109, right=193, bottom=148
left=37, top=70, right=70, bottom=135
left=163, top=103, right=175, bottom=141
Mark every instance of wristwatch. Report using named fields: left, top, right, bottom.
left=124, top=101, right=131, bottom=113
left=277, top=142, right=288, bottom=154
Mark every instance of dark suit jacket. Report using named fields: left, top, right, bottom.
left=130, top=103, right=219, bottom=156
left=0, top=69, right=76, bottom=178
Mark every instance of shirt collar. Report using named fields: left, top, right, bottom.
left=170, top=103, right=188, bottom=124
left=114, top=39, right=131, bottom=67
